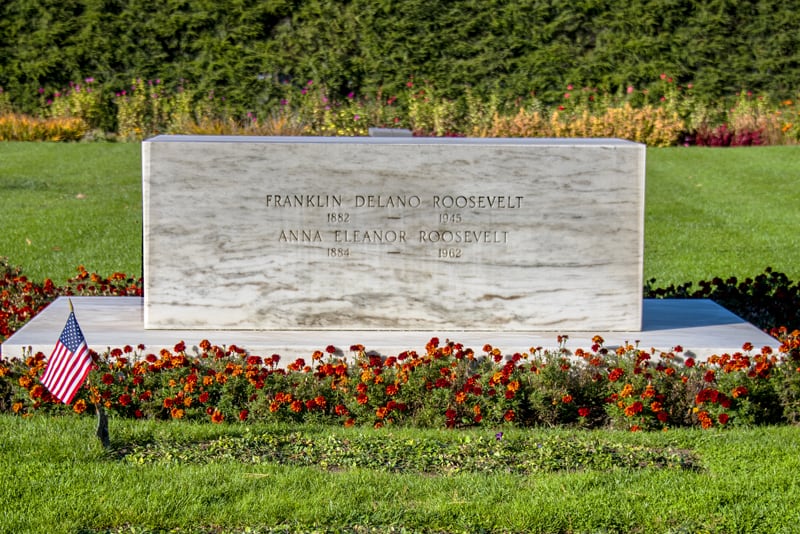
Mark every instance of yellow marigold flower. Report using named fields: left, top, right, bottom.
left=620, top=383, right=634, bottom=398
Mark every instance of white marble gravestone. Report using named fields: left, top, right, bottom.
left=143, top=136, right=645, bottom=331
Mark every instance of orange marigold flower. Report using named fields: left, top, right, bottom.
left=269, top=401, right=280, bottom=413
left=376, top=406, right=388, bottom=419
left=561, top=394, right=573, bottom=404
left=620, top=383, right=634, bottom=398
left=73, top=399, right=87, bottom=414
left=503, top=409, right=515, bottom=421
left=210, top=409, right=224, bottom=423
left=385, top=384, right=398, bottom=396
left=507, top=380, right=520, bottom=393
left=344, top=418, right=355, bottom=428
left=171, top=408, right=185, bottom=419
left=12, top=401, right=24, bottom=414
left=455, top=391, right=467, bottom=404
left=732, top=385, right=748, bottom=398
left=290, top=400, right=303, bottom=413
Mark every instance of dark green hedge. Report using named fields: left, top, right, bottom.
left=1, top=0, right=798, bottom=123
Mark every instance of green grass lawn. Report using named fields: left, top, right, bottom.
left=2, top=415, right=799, bottom=533
left=645, top=146, right=800, bottom=286
left=0, top=142, right=141, bottom=283
left=0, top=142, right=799, bottom=286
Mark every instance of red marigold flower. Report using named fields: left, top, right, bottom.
left=210, top=409, right=224, bottom=423
left=325, top=345, right=337, bottom=354
left=29, top=384, right=45, bottom=399
left=335, top=404, right=349, bottom=416
left=174, top=341, right=186, bottom=353
left=356, top=393, right=368, bottom=405
left=101, top=373, right=114, bottom=385
left=134, top=409, right=143, bottom=419
left=657, top=411, right=669, bottom=423
left=118, top=394, right=131, bottom=407
left=163, top=398, right=174, bottom=409
left=503, top=409, right=515, bottom=422
left=608, top=368, right=624, bottom=382
left=624, top=401, right=644, bottom=417
left=445, top=408, right=457, bottom=419
left=344, top=418, right=355, bottom=427
left=684, top=357, right=695, bottom=368
left=290, top=400, right=303, bottom=412
left=385, top=384, right=398, bottom=396
left=561, top=394, right=573, bottom=404
left=578, top=407, right=590, bottom=417
left=703, top=370, right=715, bottom=383
left=718, top=413, right=729, bottom=425
left=239, top=409, right=249, bottom=421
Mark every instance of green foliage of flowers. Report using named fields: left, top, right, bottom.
left=4, top=322, right=800, bottom=432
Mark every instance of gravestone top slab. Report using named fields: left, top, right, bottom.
left=143, top=135, right=644, bottom=331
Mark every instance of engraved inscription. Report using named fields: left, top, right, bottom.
left=272, top=193, right=520, bottom=259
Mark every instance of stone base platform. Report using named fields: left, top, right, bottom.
left=1, top=296, right=780, bottom=362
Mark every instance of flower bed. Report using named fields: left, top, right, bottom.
left=3, top=258, right=800, bottom=431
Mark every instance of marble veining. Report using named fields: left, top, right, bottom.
left=143, top=136, right=645, bottom=331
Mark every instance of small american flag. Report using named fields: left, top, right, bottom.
left=40, top=303, right=92, bottom=404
